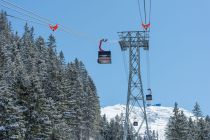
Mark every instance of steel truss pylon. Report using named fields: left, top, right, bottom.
left=118, top=31, right=151, bottom=140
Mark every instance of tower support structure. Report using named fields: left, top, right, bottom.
left=118, top=31, right=150, bottom=140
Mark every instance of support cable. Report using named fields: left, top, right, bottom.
left=0, top=3, right=49, bottom=25
left=143, top=0, right=147, bottom=23
left=137, top=0, right=143, bottom=24
left=0, top=3, right=85, bottom=38
left=137, top=0, right=152, bottom=90
left=146, top=50, right=151, bottom=89
left=0, top=0, right=97, bottom=41
left=3, top=0, right=84, bottom=37
left=148, top=0, right=152, bottom=32
left=149, top=0, right=152, bottom=24
left=146, top=0, right=152, bottom=89
left=121, top=51, right=129, bottom=82
left=0, top=0, right=51, bottom=24
left=6, top=14, right=46, bottom=26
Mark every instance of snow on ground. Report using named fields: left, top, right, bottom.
left=101, top=104, right=194, bottom=140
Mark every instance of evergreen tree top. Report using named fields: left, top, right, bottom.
left=192, top=102, right=203, bottom=118
left=173, top=102, right=179, bottom=116
left=47, top=34, right=56, bottom=48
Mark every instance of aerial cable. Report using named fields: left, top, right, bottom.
left=0, top=0, right=94, bottom=39
left=1, top=0, right=118, bottom=46
left=136, top=0, right=152, bottom=93
left=0, top=2, right=74, bottom=35
left=1, top=0, right=83, bottom=35
left=149, top=0, right=151, bottom=24
left=147, top=0, right=151, bottom=89
left=137, top=0, right=151, bottom=31
left=0, top=0, right=54, bottom=24
left=0, top=3, right=49, bottom=25
left=6, top=14, right=46, bottom=26
left=3, top=0, right=75, bottom=34
left=143, top=0, right=147, bottom=24
left=121, top=51, right=128, bottom=83
left=147, top=0, right=152, bottom=32
left=146, top=50, right=151, bottom=89
left=137, top=0, right=143, bottom=24
left=1, top=0, right=84, bottom=36
left=3, top=5, right=95, bottom=42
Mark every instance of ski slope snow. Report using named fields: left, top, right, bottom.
left=101, top=104, right=194, bottom=140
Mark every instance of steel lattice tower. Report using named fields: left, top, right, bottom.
left=118, top=31, right=150, bottom=140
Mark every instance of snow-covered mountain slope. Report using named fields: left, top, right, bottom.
left=101, top=104, right=194, bottom=140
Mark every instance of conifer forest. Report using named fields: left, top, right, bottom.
left=165, top=102, right=210, bottom=140
left=0, top=11, right=101, bottom=139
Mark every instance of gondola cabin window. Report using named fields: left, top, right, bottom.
left=98, top=51, right=111, bottom=64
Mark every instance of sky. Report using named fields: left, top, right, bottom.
left=1, top=0, right=210, bottom=115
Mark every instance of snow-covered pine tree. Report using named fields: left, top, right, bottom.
left=35, top=36, right=49, bottom=82
left=151, top=130, right=158, bottom=140
left=178, top=111, right=189, bottom=139
left=83, top=76, right=101, bottom=139
left=71, top=78, right=83, bottom=139
left=108, top=118, right=116, bottom=140
left=99, top=114, right=110, bottom=140
left=51, top=122, right=73, bottom=140
left=12, top=40, right=29, bottom=139
left=88, top=77, right=100, bottom=120
left=15, top=24, right=41, bottom=139
left=30, top=40, right=55, bottom=139
left=47, top=34, right=60, bottom=81
left=58, top=51, right=65, bottom=81
left=205, top=116, right=210, bottom=139
left=21, top=24, right=36, bottom=75
left=44, top=35, right=62, bottom=107
left=0, top=79, right=24, bottom=139
left=196, top=118, right=209, bottom=140
left=100, top=114, right=124, bottom=140
left=0, top=11, right=13, bottom=45
left=36, top=36, right=59, bottom=128
left=127, top=124, right=135, bottom=140
left=72, top=59, right=101, bottom=139
left=165, top=102, right=188, bottom=140
left=52, top=62, right=73, bottom=139
left=187, top=117, right=197, bottom=140
left=59, top=62, right=83, bottom=139
left=144, top=129, right=158, bottom=140
left=113, top=115, right=124, bottom=140
left=73, top=59, right=88, bottom=139
left=0, top=20, right=26, bottom=139
left=192, top=102, right=203, bottom=120
left=0, top=45, right=26, bottom=138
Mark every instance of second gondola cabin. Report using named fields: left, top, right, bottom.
left=133, top=121, right=138, bottom=126
left=146, top=88, right=152, bottom=101
left=146, top=94, right=152, bottom=101
left=98, top=51, right=111, bottom=64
